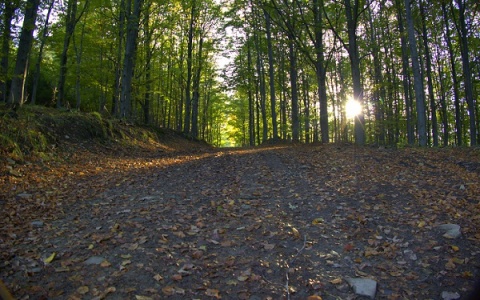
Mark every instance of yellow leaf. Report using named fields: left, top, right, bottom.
left=445, top=259, right=456, bottom=270
left=77, top=286, right=89, bottom=294
left=307, top=296, right=323, bottom=300
left=43, top=252, right=56, bottom=264
left=312, top=218, right=324, bottom=225
left=330, top=278, right=342, bottom=284
left=418, top=221, right=426, bottom=228
left=135, top=296, right=153, bottom=300
left=452, top=257, right=464, bottom=264
left=451, top=245, right=460, bottom=252
left=292, top=227, right=301, bottom=239
left=88, top=244, right=94, bottom=250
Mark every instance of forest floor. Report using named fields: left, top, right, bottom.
left=1, top=115, right=480, bottom=299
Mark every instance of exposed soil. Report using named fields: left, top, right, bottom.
left=1, top=141, right=480, bottom=299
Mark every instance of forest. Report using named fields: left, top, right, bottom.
left=0, top=0, right=479, bottom=147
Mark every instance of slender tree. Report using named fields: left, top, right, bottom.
left=405, top=0, right=427, bottom=146
left=31, top=0, right=55, bottom=105
left=419, top=0, right=438, bottom=146
left=120, top=0, right=143, bottom=118
left=454, top=0, right=477, bottom=145
left=57, top=0, right=89, bottom=108
left=8, top=0, right=40, bottom=106
left=0, top=1, right=18, bottom=103
left=264, top=7, right=278, bottom=140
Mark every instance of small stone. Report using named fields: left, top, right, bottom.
left=441, top=291, right=460, bottom=300
left=31, top=220, right=44, bottom=228
left=346, top=277, right=377, bottom=299
left=437, top=224, right=461, bottom=239
left=84, top=256, right=106, bottom=265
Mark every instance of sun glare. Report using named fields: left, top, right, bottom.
left=345, top=98, right=362, bottom=119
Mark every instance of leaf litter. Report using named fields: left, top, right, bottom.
left=1, top=143, right=479, bottom=299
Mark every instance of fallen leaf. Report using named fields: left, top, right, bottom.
left=162, top=286, right=175, bottom=296
left=205, top=288, right=221, bottom=299
left=153, top=274, right=163, bottom=281
left=100, top=260, right=111, bottom=267
left=292, top=227, right=301, bottom=239
left=172, top=274, right=182, bottom=281
left=77, top=286, right=89, bottom=294
left=330, top=278, right=342, bottom=284
left=445, top=259, right=456, bottom=270
left=135, top=296, right=153, bottom=300
left=43, top=252, right=56, bottom=264
left=344, top=243, right=354, bottom=252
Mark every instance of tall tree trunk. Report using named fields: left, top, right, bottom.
left=419, top=0, right=438, bottom=146
left=302, top=73, right=310, bottom=143
left=455, top=0, right=477, bottom=145
left=31, top=0, right=55, bottom=105
left=254, top=28, right=268, bottom=142
left=437, top=59, right=449, bottom=146
left=404, top=0, right=427, bottom=146
left=112, top=0, right=126, bottom=116
left=184, top=1, right=196, bottom=134
left=344, top=0, right=365, bottom=145
left=395, top=0, right=414, bottom=145
left=247, top=37, right=255, bottom=146
left=367, top=4, right=385, bottom=146
left=57, top=0, right=78, bottom=108
left=143, top=3, right=152, bottom=124
left=74, top=22, right=86, bottom=109
left=264, top=8, right=278, bottom=140
left=8, top=0, right=40, bottom=105
left=120, top=0, right=143, bottom=119
left=313, top=0, right=329, bottom=143
left=191, top=37, right=204, bottom=139
left=1, top=2, right=18, bottom=103
left=288, top=34, right=300, bottom=142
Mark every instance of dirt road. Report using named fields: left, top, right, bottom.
left=1, top=144, right=479, bottom=299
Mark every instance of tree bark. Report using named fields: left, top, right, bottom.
left=441, top=2, right=461, bottom=145
left=31, top=0, right=55, bottom=105
left=1, top=1, right=17, bottom=103
left=344, top=0, right=365, bottom=145
left=264, top=8, right=278, bottom=140
left=288, top=33, right=300, bottom=142
left=8, top=0, right=40, bottom=105
left=57, top=0, right=77, bottom=108
left=395, top=0, right=414, bottom=145
left=455, top=0, right=477, bottom=145
left=112, top=0, right=126, bottom=116
left=419, top=0, right=438, bottom=146
left=184, top=1, right=196, bottom=134
left=191, top=37, right=204, bottom=139
left=404, top=0, right=427, bottom=146
left=367, top=4, right=385, bottom=146
left=247, top=36, right=255, bottom=146
left=120, top=0, right=143, bottom=119
left=313, top=0, right=329, bottom=143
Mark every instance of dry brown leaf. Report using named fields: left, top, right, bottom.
left=205, top=288, right=221, bottom=299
